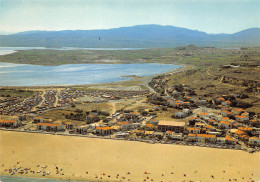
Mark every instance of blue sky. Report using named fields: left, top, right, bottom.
left=0, top=0, right=259, bottom=34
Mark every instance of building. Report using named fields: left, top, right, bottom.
left=166, top=131, right=183, bottom=140
left=0, top=120, right=20, bottom=128
left=37, top=123, right=64, bottom=131
left=187, top=127, right=200, bottom=134
left=248, top=137, right=260, bottom=146
left=95, top=126, right=112, bottom=135
left=187, top=134, right=216, bottom=143
left=158, top=121, right=185, bottom=133
left=33, top=117, right=43, bottom=123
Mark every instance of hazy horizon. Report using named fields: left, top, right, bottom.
left=0, top=0, right=259, bottom=35
left=1, top=24, right=260, bottom=36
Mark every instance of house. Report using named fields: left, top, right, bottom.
left=117, top=121, right=132, bottom=131
left=225, top=135, right=236, bottom=145
left=238, top=127, right=252, bottom=134
left=145, top=130, right=154, bottom=136
left=231, top=108, right=244, bottom=115
left=222, top=100, right=231, bottom=107
left=135, top=130, right=145, bottom=136
left=217, top=97, right=225, bottom=103
left=158, top=121, right=185, bottom=133
left=166, top=131, right=183, bottom=140
left=251, top=128, right=260, bottom=136
left=37, top=123, right=64, bottom=131
left=65, top=121, right=74, bottom=129
left=187, top=134, right=197, bottom=142
left=196, top=134, right=216, bottom=143
left=199, top=112, right=209, bottom=119
left=152, top=132, right=164, bottom=139
left=187, top=127, right=200, bottom=134
left=248, top=137, right=260, bottom=147
left=33, top=117, right=43, bottom=123
left=145, top=123, right=155, bottom=130
left=116, top=132, right=129, bottom=138
left=221, top=110, right=232, bottom=117
left=95, top=126, right=112, bottom=135
left=195, top=123, right=206, bottom=128
left=76, top=125, right=88, bottom=134
left=187, top=134, right=216, bottom=143
left=216, top=137, right=226, bottom=144
left=175, top=112, right=185, bottom=118
left=219, top=121, right=231, bottom=129
left=235, top=115, right=248, bottom=122
left=0, top=120, right=20, bottom=128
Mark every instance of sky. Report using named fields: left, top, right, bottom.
left=0, top=0, right=259, bottom=35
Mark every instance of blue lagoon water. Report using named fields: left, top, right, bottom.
left=0, top=62, right=180, bottom=86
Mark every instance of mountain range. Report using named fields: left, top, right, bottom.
left=0, top=24, right=259, bottom=48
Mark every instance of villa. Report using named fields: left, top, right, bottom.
left=95, top=126, right=112, bottom=135
left=158, top=120, right=185, bottom=133
left=0, top=119, right=20, bottom=128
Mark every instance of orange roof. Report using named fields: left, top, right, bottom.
left=65, top=122, right=72, bottom=125
left=117, top=121, right=130, bottom=125
left=88, top=115, right=94, bottom=117
left=200, top=112, right=209, bottom=116
left=249, top=137, right=260, bottom=141
left=191, top=117, right=198, bottom=120
left=0, top=120, right=16, bottom=123
left=146, top=124, right=154, bottom=128
left=232, top=108, right=244, bottom=112
left=222, top=117, right=229, bottom=120
left=187, top=127, right=200, bottom=131
left=96, top=126, right=112, bottom=131
left=136, top=130, right=144, bottom=133
left=188, top=134, right=196, bottom=137
left=235, top=115, right=246, bottom=118
left=197, top=134, right=216, bottom=138
left=34, top=117, right=41, bottom=119
left=224, top=101, right=231, bottom=103
left=220, top=121, right=230, bottom=125
left=55, top=120, right=62, bottom=123
left=37, top=123, right=59, bottom=127
left=166, top=131, right=174, bottom=134
left=238, top=127, right=252, bottom=131
left=145, top=131, right=154, bottom=135
left=218, top=98, right=225, bottom=101
left=235, top=130, right=245, bottom=135
left=205, top=125, right=213, bottom=129
left=225, top=135, right=234, bottom=141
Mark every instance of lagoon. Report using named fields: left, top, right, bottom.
left=0, top=62, right=180, bottom=86
left=0, top=47, right=145, bottom=55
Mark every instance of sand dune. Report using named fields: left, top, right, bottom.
left=0, top=130, right=259, bottom=182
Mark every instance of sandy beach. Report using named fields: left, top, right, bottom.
left=0, top=130, right=259, bottom=182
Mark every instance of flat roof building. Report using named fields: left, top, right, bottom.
left=158, top=120, right=185, bottom=133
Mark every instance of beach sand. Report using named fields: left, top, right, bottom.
left=0, top=130, right=259, bottom=182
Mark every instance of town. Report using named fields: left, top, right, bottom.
left=1, top=75, right=259, bottom=152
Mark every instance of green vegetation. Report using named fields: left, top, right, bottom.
left=0, top=89, right=34, bottom=98
left=1, top=46, right=259, bottom=66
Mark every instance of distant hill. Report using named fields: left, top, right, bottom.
left=0, top=25, right=259, bottom=48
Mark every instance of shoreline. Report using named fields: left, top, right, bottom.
left=0, top=130, right=259, bottom=182
left=0, top=128, right=255, bottom=153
